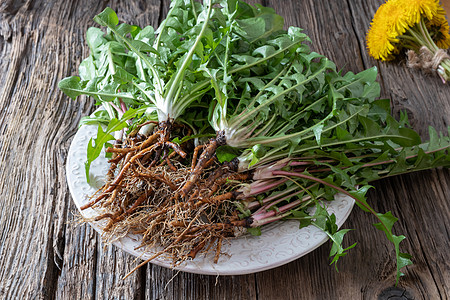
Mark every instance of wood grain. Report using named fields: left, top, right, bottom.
left=0, top=0, right=448, bottom=299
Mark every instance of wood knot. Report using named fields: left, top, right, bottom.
left=378, top=287, right=414, bottom=300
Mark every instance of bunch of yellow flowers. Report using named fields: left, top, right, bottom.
left=367, top=0, right=450, bottom=82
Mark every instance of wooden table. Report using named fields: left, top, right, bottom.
left=0, top=0, right=449, bottom=299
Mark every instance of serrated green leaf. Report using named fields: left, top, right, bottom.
left=83, top=106, right=149, bottom=181
left=93, top=7, right=119, bottom=28
left=85, top=124, right=116, bottom=181
left=58, top=76, right=84, bottom=100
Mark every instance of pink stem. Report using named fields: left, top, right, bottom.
left=251, top=196, right=311, bottom=226
left=246, top=187, right=297, bottom=210
left=254, top=191, right=310, bottom=216
left=119, top=98, right=128, bottom=113
left=247, top=178, right=288, bottom=196
left=110, top=103, right=124, bottom=115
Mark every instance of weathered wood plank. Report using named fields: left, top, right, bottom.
left=144, top=265, right=257, bottom=300
left=0, top=0, right=92, bottom=298
left=268, top=0, right=366, bottom=74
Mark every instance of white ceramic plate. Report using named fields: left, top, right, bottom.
left=66, top=123, right=355, bottom=275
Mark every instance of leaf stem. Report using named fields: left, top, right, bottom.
left=166, top=0, right=213, bottom=117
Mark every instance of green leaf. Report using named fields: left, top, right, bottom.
left=58, top=76, right=84, bottom=100
left=84, top=106, right=149, bottom=181
left=79, top=56, right=97, bottom=81
left=312, top=123, right=324, bottom=147
left=85, top=125, right=116, bottom=181
left=311, top=203, right=355, bottom=271
left=392, top=127, right=422, bottom=147
left=85, top=120, right=127, bottom=181
left=216, top=145, right=241, bottom=163
left=58, top=76, right=138, bottom=102
left=247, top=227, right=261, bottom=236
left=312, top=203, right=328, bottom=229
left=129, top=40, right=158, bottom=55
left=348, top=185, right=373, bottom=213
left=374, top=211, right=413, bottom=285
left=290, top=210, right=312, bottom=228
left=79, top=110, right=111, bottom=127
left=86, top=27, right=106, bottom=53
left=93, top=7, right=119, bottom=28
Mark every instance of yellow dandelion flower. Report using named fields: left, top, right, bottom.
left=366, top=0, right=450, bottom=82
left=383, top=0, right=414, bottom=34
left=398, top=0, right=440, bottom=25
left=427, top=7, right=450, bottom=48
left=367, top=2, right=402, bottom=60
